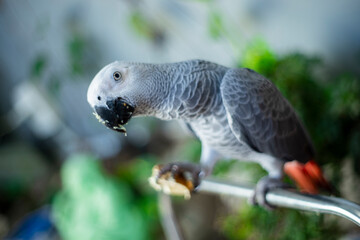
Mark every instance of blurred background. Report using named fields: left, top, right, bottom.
left=1, top=0, right=360, bottom=239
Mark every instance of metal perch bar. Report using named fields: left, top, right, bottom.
left=158, top=193, right=184, bottom=240
left=198, top=178, right=360, bottom=227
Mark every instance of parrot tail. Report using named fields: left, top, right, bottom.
left=284, top=160, right=332, bottom=194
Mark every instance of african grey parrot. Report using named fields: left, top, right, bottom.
left=87, top=60, right=329, bottom=207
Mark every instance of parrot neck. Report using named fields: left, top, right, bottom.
left=140, top=60, right=227, bottom=121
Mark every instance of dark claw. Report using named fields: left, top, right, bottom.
left=250, top=176, right=293, bottom=210
left=157, top=162, right=202, bottom=190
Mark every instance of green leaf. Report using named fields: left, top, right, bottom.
left=208, top=11, right=223, bottom=39
left=240, top=38, right=276, bottom=76
left=129, top=11, right=152, bottom=39
left=68, top=34, right=86, bottom=75
left=31, top=54, right=47, bottom=79
left=53, top=154, right=148, bottom=240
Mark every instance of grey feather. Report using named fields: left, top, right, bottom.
left=220, top=68, right=315, bottom=163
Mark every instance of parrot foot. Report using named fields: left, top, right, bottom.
left=250, top=176, right=292, bottom=210
left=157, top=162, right=202, bottom=190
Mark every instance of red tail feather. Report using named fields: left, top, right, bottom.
left=284, top=160, right=331, bottom=194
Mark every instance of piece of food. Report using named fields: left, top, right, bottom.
left=148, top=165, right=194, bottom=200
left=93, top=111, right=127, bottom=134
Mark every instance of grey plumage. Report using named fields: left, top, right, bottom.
left=87, top=59, right=315, bottom=203
left=221, top=68, right=314, bottom=163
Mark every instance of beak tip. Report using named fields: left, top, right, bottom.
left=92, top=99, right=134, bottom=134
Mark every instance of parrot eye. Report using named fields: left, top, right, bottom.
left=113, top=71, right=122, bottom=81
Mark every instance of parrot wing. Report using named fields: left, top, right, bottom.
left=220, top=68, right=315, bottom=163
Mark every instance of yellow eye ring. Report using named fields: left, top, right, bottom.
left=113, top=71, right=122, bottom=81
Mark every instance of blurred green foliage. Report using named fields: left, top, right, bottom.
left=68, top=34, right=87, bottom=76
left=115, top=155, right=163, bottom=238
left=128, top=10, right=164, bottom=46
left=129, top=11, right=154, bottom=40
left=208, top=11, right=224, bottom=40
left=241, top=38, right=277, bottom=76
left=53, top=154, right=161, bottom=240
left=66, top=22, right=102, bottom=78
left=31, top=54, right=48, bottom=79
left=331, top=74, right=360, bottom=118
left=221, top=207, right=340, bottom=240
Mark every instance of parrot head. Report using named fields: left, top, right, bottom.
left=87, top=61, right=140, bottom=134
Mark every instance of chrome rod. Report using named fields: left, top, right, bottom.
left=158, top=193, right=184, bottom=240
left=198, top=178, right=360, bottom=227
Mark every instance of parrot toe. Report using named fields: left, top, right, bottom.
left=157, top=162, right=202, bottom=190
left=250, top=176, right=292, bottom=210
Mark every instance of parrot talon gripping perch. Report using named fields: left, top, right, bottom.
left=250, top=176, right=294, bottom=210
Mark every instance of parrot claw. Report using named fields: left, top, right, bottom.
left=250, top=176, right=292, bottom=210
left=157, top=162, right=202, bottom=190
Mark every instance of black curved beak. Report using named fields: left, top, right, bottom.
left=94, top=97, right=135, bottom=133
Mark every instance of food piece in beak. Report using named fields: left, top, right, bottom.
left=93, top=111, right=127, bottom=134
left=112, top=124, right=127, bottom=134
